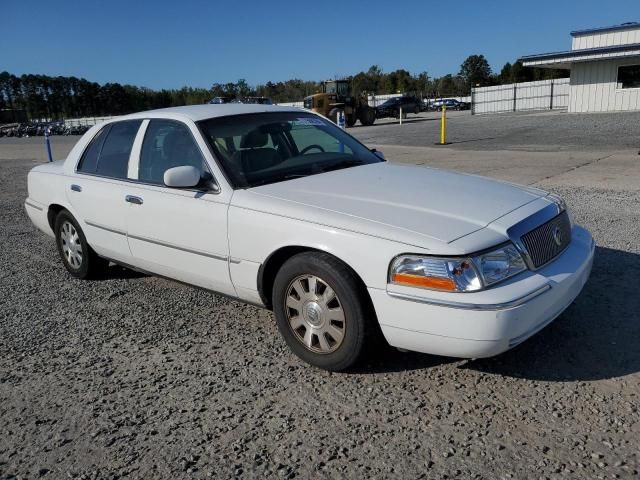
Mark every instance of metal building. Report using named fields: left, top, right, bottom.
left=520, top=22, right=640, bottom=113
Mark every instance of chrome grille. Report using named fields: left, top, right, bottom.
left=520, top=211, right=571, bottom=268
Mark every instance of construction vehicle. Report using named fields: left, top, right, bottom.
left=303, top=79, right=376, bottom=127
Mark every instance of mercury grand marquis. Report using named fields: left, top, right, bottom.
left=25, top=104, right=594, bottom=371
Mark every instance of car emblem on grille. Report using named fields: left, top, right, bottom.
left=552, top=226, right=563, bottom=247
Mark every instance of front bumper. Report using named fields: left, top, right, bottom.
left=369, top=225, right=595, bottom=358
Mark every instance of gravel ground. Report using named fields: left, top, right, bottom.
left=1, top=133, right=639, bottom=479
left=351, top=109, right=640, bottom=152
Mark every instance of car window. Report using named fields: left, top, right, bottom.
left=289, top=123, right=353, bottom=156
left=77, top=126, right=108, bottom=173
left=97, top=121, right=142, bottom=178
left=77, top=120, right=141, bottom=178
left=139, top=120, right=207, bottom=185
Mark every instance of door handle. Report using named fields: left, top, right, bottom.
left=125, top=195, right=143, bottom=205
left=70, top=184, right=82, bottom=192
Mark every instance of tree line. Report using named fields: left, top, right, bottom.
left=0, top=56, right=567, bottom=121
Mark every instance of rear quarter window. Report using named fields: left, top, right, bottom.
left=77, top=126, right=108, bottom=173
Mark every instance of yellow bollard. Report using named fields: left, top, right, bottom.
left=440, top=104, right=447, bottom=145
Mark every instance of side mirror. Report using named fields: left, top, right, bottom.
left=164, top=165, right=201, bottom=188
left=371, top=149, right=385, bottom=160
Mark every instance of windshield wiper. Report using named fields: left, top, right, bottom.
left=319, top=159, right=365, bottom=173
left=249, top=173, right=310, bottom=188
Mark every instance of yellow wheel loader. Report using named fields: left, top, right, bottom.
left=303, top=80, right=375, bottom=127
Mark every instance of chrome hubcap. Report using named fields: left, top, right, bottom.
left=285, top=275, right=346, bottom=354
left=60, top=221, right=83, bottom=269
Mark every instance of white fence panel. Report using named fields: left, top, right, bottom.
left=472, top=78, right=569, bottom=115
left=276, top=101, right=304, bottom=108
left=64, top=116, right=117, bottom=126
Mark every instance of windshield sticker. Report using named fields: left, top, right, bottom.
left=294, top=117, right=326, bottom=126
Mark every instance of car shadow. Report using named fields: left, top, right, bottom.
left=348, top=117, right=439, bottom=129
left=445, top=137, right=497, bottom=145
left=101, top=263, right=147, bottom=280
left=463, top=246, right=640, bottom=381
left=351, top=344, right=456, bottom=374
left=355, top=246, right=640, bottom=381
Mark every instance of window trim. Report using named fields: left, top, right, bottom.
left=75, top=120, right=143, bottom=180
left=75, top=123, right=110, bottom=175
left=128, top=119, right=150, bottom=180
left=74, top=118, right=221, bottom=194
left=134, top=118, right=221, bottom=194
left=94, top=120, right=143, bottom=179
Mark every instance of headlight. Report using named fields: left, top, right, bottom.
left=473, top=244, right=527, bottom=287
left=389, top=243, right=527, bottom=293
left=389, top=256, right=482, bottom=292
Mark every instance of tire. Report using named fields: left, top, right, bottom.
left=345, top=114, right=357, bottom=127
left=395, top=108, right=407, bottom=120
left=272, top=252, right=374, bottom=371
left=358, top=107, right=376, bottom=126
left=414, top=105, right=419, bottom=115
left=54, top=210, right=108, bottom=279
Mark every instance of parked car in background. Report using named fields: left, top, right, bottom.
left=241, top=97, right=273, bottom=105
left=375, top=96, right=421, bottom=119
left=208, top=96, right=234, bottom=104
left=431, top=98, right=471, bottom=111
left=25, top=104, right=594, bottom=371
left=211, top=97, right=273, bottom=105
left=0, top=121, right=90, bottom=137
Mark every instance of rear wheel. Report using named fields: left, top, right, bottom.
left=272, top=252, right=373, bottom=371
left=395, top=108, right=407, bottom=120
left=54, top=210, right=108, bottom=279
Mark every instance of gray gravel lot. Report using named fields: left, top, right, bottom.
left=1, top=123, right=639, bottom=480
left=352, top=109, right=640, bottom=152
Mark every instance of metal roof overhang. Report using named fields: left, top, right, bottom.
left=519, top=43, right=640, bottom=69
left=570, top=22, right=639, bottom=36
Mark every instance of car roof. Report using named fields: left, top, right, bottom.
left=117, top=104, right=305, bottom=122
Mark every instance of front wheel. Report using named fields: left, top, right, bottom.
left=272, top=252, right=374, bottom=371
left=358, top=107, right=376, bottom=126
left=54, top=210, right=108, bottom=279
left=345, top=114, right=357, bottom=127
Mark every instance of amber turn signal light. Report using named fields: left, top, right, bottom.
left=391, top=273, right=457, bottom=291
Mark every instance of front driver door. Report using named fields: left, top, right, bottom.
left=124, top=119, right=235, bottom=296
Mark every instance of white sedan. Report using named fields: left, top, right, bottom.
left=25, top=104, right=594, bottom=371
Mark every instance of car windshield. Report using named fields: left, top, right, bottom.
left=380, top=98, right=399, bottom=106
left=198, top=112, right=384, bottom=188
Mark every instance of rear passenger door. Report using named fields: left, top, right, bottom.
left=124, top=119, right=235, bottom=295
left=67, top=120, right=142, bottom=263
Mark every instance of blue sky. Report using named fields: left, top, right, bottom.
left=1, top=0, right=638, bottom=89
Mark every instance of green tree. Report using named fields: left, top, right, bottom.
left=499, top=62, right=513, bottom=83
left=459, top=54, right=492, bottom=89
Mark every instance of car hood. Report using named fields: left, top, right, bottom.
left=240, top=162, right=547, bottom=248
